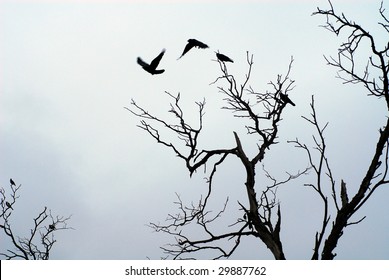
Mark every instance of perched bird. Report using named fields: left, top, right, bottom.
left=10, top=178, right=16, bottom=186
left=137, top=49, right=166, bottom=75
left=6, top=201, right=13, bottom=210
left=178, top=39, right=209, bottom=59
left=49, top=224, right=55, bottom=230
left=279, top=92, right=296, bottom=106
left=216, top=51, right=233, bottom=63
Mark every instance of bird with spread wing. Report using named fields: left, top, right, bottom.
left=178, top=39, right=209, bottom=59
left=137, top=49, right=166, bottom=75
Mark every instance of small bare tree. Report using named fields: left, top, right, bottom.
left=0, top=179, right=72, bottom=260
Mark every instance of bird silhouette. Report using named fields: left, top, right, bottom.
left=216, top=51, right=233, bottom=63
left=6, top=201, right=13, bottom=210
left=137, top=49, right=166, bottom=75
left=178, top=39, right=209, bottom=59
left=49, top=224, right=55, bottom=230
left=10, top=178, right=15, bottom=186
left=279, top=92, right=296, bottom=106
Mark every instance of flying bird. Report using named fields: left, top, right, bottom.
left=216, top=51, right=234, bottom=63
left=6, top=201, right=13, bottom=210
left=10, top=178, right=15, bottom=186
left=279, top=92, right=296, bottom=106
left=178, top=39, right=209, bottom=59
left=137, top=49, right=166, bottom=75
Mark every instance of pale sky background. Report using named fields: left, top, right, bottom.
left=1, top=0, right=388, bottom=259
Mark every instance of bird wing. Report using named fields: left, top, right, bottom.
left=190, top=38, right=209, bottom=49
left=137, top=57, right=149, bottom=68
left=178, top=42, right=194, bottom=59
left=149, top=49, right=165, bottom=69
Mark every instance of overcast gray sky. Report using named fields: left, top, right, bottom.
left=1, top=0, right=388, bottom=259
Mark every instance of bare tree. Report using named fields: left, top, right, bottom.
left=0, top=179, right=72, bottom=260
left=128, top=53, right=307, bottom=260
left=128, top=1, right=388, bottom=260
